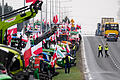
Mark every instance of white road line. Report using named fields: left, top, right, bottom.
left=100, top=37, right=120, bottom=70
left=82, top=35, right=92, bottom=80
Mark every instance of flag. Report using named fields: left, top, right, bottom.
left=22, top=34, right=28, bottom=42
left=50, top=36, right=53, bottom=42
left=24, top=39, right=32, bottom=67
left=7, top=24, right=17, bottom=35
left=51, top=44, right=57, bottom=67
left=7, top=25, right=17, bottom=45
left=7, top=31, right=13, bottom=45
left=66, top=44, right=70, bottom=53
left=27, top=24, right=31, bottom=30
left=32, top=42, right=43, bottom=55
left=55, top=15, right=58, bottom=24
left=79, top=25, right=81, bottom=29
left=42, top=39, right=46, bottom=44
left=33, top=33, right=39, bottom=40
left=53, top=33, right=56, bottom=41
left=53, top=16, right=56, bottom=24
left=62, top=45, right=66, bottom=51
left=57, top=45, right=65, bottom=58
left=57, top=28, right=59, bottom=37
left=26, top=0, right=35, bottom=3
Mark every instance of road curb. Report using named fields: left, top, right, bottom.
left=81, top=36, right=92, bottom=80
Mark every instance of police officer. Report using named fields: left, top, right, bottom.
left=64, top=54, right=71, bottom=74
left=98, top=44, right=103, bottom=57
left=105, top=43, right=109, bottom=58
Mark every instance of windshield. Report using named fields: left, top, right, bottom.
left=105, top=24, right=119, bottom=31
left=108, top=34, right=116, bottom=36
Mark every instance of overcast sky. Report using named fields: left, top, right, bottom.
left=0, top=0, right=119, bottom=34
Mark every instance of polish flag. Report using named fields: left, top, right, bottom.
left=32, top=42, right=43, bottom=55
left=22, top=34, right=28, bottom=42
left=23, top=39, right=32, bottom=67
left=51, top=44, right=57, bottom=67
left=66, top=44, right=70, bottom=53
left=33, top=33, right=39, bottom=40
left=7, top=31, right=13, bottom=45
left=7, top=24, right=17, bottom=35
left=55, top=15, right=58, bottom=24
left=62, top=45, right=66, bottom=51
left=50, top=36, right=53, bottom=42
left=27, top=24, right=31, bottom=30
left=53, top=33, right=56, bottom=41
left=26, top=0, right=37, bottom=3
left=42, top=39, right=46, bottom=44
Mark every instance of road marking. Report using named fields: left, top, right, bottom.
left=100, top=37, right=120, bottom=70
left=82, top=36, right=93, bottom=80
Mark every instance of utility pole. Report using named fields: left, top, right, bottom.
left=2, top=0, right=4, bottom=21
left=41, top=1, right=43, bottom=34
left=50, top=0, right=51, bottom=28
left=46, top=0, right=47, bottom=31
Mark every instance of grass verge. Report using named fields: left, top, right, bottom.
left=53, top=66, right=83, bottom=80
left=53, top=42, right=84, bottom=80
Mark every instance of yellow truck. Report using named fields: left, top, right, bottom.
left=104, top=22, right=119, bottom=38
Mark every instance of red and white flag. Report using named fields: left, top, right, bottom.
left=22, top=34, right=28, bottom=42
left=7, top=25, right=17, bottom=45
left=26, top=0, right=37, bottom=3
left=51, top=44, right=57, bottom=67
left=33, top=33, right=39, bottom=40
left=62, top=45, right=66, bottom=51
left=57, top=28, right=60, bottom=37
left=7, top=31, right=13, bottom=45
left=50, top=36, right=54, bottom=42
left=7, top=24, right=17, bottom=35
left=23, top=39, right=32, bottom=67
left=42, top=39, right=46, bottom=44
left=32, top=41, right=43, bottom=55
left=66, top=44, right=70, bottom=53
left=27, top=24, right=31, bottom=30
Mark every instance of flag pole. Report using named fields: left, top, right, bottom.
left=59, top=0, right=60, bottom=23
left=46, top=0, right=48, bottom=32
left=50, top=0, right=51, bottom=29
left=23, top=0, right=25, bottom=35
left=2, top=0, right=4, bottom=21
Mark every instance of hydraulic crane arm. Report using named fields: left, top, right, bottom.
left=34, top=26, right=57, bottom=45
left=0, top=0, right=43, bottom=43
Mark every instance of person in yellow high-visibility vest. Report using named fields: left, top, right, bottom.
left=105, top=43, right=109, bottom=58
left=98, top=44, right=103, bottom=57
left=64, top=54, right=71, bottom=74
left=73, top=44, right=76, bottom=57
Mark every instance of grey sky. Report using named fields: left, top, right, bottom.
left=0, top=0, right=119, bottom=34
left=71, top=0, right=119, bottom=34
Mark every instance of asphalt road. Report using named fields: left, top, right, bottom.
left=83, top=36, right=120, bottom=80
